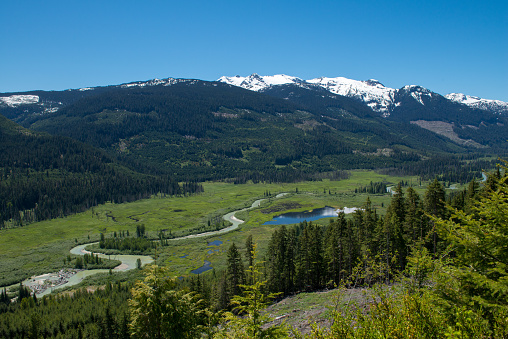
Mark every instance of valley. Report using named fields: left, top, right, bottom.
left=0, top=74, right=506, bottom=337
left=0, top=170, right=417, bottom=287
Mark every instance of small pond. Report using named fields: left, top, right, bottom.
left=207, top=240, right=223, bottom=246
left=191, top=261, right=212, bottom=274
left=263, top=206, right=360, bottom=225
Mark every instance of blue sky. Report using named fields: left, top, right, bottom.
left=1, top=0, right=507, bottom=101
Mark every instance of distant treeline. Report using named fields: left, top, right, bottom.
left=354, top=180, right=388, bottom=194
left=379, top=155, right=495, bottom=183
left=29, top=82, right=301, bottom=148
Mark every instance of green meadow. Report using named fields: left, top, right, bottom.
left=1, top=170, right=449, bottom=287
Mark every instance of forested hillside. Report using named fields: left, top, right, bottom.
left=10, top=81, right=478, bottom=183
left=0, top=115, right=202, bottom=226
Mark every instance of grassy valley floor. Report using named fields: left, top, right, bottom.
left=0, top=170, right=451, bottom=288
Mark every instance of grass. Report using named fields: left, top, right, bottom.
left=0, top=170, right=429, bottom=286
left=264, top=289, right=337, bottom=334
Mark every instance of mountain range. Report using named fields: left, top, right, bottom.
left=219, top=74, right=508, bottom=116
left=1, top=73, right=507, bottom=154
left=1, top=74, right=507, bottom=167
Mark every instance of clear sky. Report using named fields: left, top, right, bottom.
left=1, top=0, right=507, bottom=101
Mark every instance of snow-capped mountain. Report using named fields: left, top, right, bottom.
left=445, top=93, right=508, bottom=115
left=306, top=77, right=397, bottom=116
left=218, top=74, right=506, bottom=117
left=219, top=74, right=399, bottom=116
left=0, top=77, right=197, bottom=123
left=218, top=74, right=305, bottom=92
left=218, top=74, right=435, bottom=117
left=399, top=85, right=435, bottom=105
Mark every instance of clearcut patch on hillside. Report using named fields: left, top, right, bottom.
left=410, top=120, right=486, bottom=148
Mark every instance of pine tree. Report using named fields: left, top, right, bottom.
left=434, top=163, right=508, bottom=328
left=464, top=179, right=480, bottom=214
left=324, top=216, right=343, bottom=286
left=404, top=187, right=424, bottom=243
left=245, top=235, right=254, bottom=284
left=296, top=222, right=324, bottom=290
left=214, top=244, right=288, bottom=338
left=266, top=226, right=296, bottom=296
left=0, top=287, right=9, bottom=305
left=361, top=197, right=377, bottom=255
left=129, top=264, right=203, bottom=338
left=424, top=178, right=446, bottom=257
left=225, top=243, right=245, bottom=303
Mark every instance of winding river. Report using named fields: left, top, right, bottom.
left=171, top=193, right=288, bottom=240
left=25, top=193, right=288, bottom=296
left=26, top=245, right=154, bottom=297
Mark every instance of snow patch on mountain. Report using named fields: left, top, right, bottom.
left=0, top=95, right=39, bottom=107
left=120, top=78, right=193, bottom=88
left=43, top=107, right=59, bottom=114
left=307, top=77, right=397, bottom=114
left=401, top=85, right=435, bottom=106
left=218, top=74, right=303, bottom=92
left=445, top=93, right=508, bottom=114
left=219, top=74, right=401, bottom=115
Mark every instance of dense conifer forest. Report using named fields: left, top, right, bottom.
left=0, top=115, right=202, bottom=226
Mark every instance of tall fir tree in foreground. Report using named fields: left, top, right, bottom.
left=434, top=166, right=508, bottom=321
left=129, top=264, right=203, bottom=338
left=214, top=244, right=288, bottom=339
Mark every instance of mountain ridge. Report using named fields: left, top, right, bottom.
left=218, top=74, right=508, bottom=116
left=1, top=75, right=507, bottom=158
left=2, top=74, right=506, bottom=118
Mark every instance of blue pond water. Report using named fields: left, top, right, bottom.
left=191, top=261, right=212, bottom=274
left=208, top=240, right=223, bottom=246
left=263, top=206, right=338, bottom=225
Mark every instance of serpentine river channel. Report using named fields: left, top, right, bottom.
left=24, top=193, right=288, bottom=297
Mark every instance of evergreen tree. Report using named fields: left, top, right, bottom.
left=360, top=197, right=377, bottom=255
left=225, top=243, right=246, bottom=304
left=17, top=282, right=31, bottom=302
left=464, top=178, right=481, bottom=214
left=245, top=235, right=254, bottom=284
left=129, top=264, right=203, bottom=338
left=266, top=226, right=296, bottom=296
left=214, top=244, right=288, bottom=339
left=434, top=163, right=508, bottom=327
left=296, top=222, right=324, bottom=290
left=0, top=288, right=9, bottom=305
left=424, top=178, right=446, bottom=218
left=324, top=215, right=344, bottom=286
left=404, top=187, right=424, bottom=243
left=424, top=178, right=446, bottom=257
left=118, top=313, right=130, bottom=339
